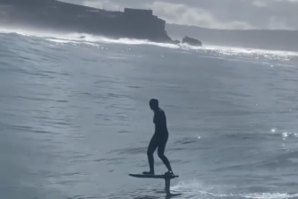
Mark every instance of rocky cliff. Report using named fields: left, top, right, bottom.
left=0, top=0, right=172, bottom=42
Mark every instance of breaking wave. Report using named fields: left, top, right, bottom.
left=0, top=27, right=179, bottom=48
left=1, top=27, right=298, bottom=65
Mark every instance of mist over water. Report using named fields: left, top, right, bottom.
left=0, top=29, right=298, bottom=199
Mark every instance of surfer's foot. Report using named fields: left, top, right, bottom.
left=165, top=171, right=174, bottom=176
left=142, top=171, right=154, bottom=175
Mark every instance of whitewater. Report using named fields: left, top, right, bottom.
left=0, top=28, right=298, bottom=199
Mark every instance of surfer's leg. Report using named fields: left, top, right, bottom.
left=157, top=138, right=172, bottom=172
left=145, top=136, right=158, bottom=174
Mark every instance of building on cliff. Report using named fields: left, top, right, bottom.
left=0, top=0, right=172, bottom=42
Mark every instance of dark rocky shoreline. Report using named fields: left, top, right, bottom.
left=0, top=0, right=172, bottom=42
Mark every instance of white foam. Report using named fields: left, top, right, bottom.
left=243, top=192, right=298, bottom=199
left=171, top=180, right=224, bottom=197
left=1, top=27, right=298, bottom=64
left=171, top=180, right=298, bottom=199
left=0, top=27, right=179, bottom=49
left=180, top=44, right=298, bottom=64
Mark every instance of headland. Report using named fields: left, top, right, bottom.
left=0, top=0, right=172, bottom=42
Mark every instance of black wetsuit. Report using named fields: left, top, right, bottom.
left=147, top=108, right=172, bottom=173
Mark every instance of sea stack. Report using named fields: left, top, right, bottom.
left=182, top=36, right=202, bottom=46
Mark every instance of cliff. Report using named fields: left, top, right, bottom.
left=0, top=0, right=172, bottom=42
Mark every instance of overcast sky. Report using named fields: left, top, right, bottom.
left=60, top=0, right=298, bottom=30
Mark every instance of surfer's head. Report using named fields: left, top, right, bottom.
left=149, top=98, right=159, bottom=111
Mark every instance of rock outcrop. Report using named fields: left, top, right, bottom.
left=182, top=36, right=202, bottom=46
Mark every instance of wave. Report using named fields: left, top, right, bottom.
left=193, top=45, right=298, bottom=64
left=0, top=27, right=179, bottom=49
left=172, top=180, right=298, bottom=199
left=1, top=27, right=298, bottom=64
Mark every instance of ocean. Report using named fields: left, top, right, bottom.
left=0, top=28, right=298, bottom=199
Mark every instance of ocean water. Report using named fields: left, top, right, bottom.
left=0, top=29, right=298, bottom=199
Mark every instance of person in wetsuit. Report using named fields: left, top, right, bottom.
left=143, top=99, right=173, bottom=175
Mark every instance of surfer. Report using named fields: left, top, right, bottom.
left=143, top=99, right=173, bottom=176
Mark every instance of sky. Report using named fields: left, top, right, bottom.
left=60, top=0, right=298, bottom=30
